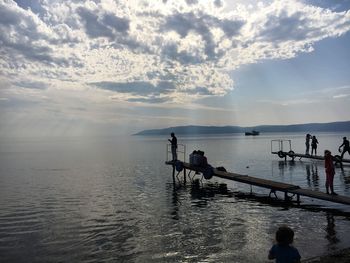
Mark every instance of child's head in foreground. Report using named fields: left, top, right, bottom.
left=276, top=226, right=294, bottom=246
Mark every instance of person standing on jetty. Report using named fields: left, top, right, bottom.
left=268, top=225, right=301, bottom=263
left=338, top=137, right=350, bottom=160
left=311, top=135, right=318, bottom=156
left=168, top=132, right=177, bottom=161
left=305, top=134, right=311, bottom=155
left=324, top=150, right=337, bottom=195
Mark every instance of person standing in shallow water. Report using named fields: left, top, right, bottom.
left=311, top=135, right=318, bottom=155
left=305, top=134, right=311, bottom=155
left=324, top=150, right=337, bottom=195
left=168, top=132, right=177, bottom=161
left=338, top=137, right=350, bottom=160
left=268, top=225, right=301, bottom=263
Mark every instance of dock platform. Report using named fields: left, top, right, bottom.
left=270, top=139, right=350, bottom=164
left=271, top=151, right=350, bottom=164
left=166, top=161, right=350, bottom=206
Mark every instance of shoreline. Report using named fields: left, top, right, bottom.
left=303, top=247, right=350, bottom=263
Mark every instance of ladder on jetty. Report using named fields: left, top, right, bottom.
left=165, top=161, right=350, bottom=206
left=271, top=139, right=350, bottom=165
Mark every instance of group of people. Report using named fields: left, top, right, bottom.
left=304, top=134, right=349, bottom=195
left=305, top=134, right=350, bottom=159
left=304, top=133, right=319, bottom=155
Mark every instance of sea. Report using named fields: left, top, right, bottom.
left=1, top=132, right=350, bottom=262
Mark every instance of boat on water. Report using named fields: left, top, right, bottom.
left=245, top=130, right=260, bottom=136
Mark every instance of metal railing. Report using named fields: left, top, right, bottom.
left=271, top=139, right=292, bottom=153
left=166, top=144, right=186, bottom=162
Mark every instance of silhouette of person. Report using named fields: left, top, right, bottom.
left=305, top=134, right=311, bottom=155
left=311, top=135, right=318, bottom=156
left=324, top=150, right=337, bottom=195
left=338, top=137, right=350, bottom=160
left=168, top=132, right=177, bottom=161
left=268, top=225, right=301, bottom=263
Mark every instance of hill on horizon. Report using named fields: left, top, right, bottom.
left=134, top=121, right=350, bottom=135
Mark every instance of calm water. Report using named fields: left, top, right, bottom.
left=1, top=132, right=350, bottom=262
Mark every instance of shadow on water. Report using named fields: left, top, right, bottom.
left=171, top=179, right=350, bottom=218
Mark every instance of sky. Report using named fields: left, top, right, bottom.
left=0, top=0, right=349, bottom=137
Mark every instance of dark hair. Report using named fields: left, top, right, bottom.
left=171, top=132, right=174, bottom=136
left=276, top=226, right=294, bottom=246
left=344, top=137, right=347, bottom=140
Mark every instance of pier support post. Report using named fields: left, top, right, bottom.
left=297, top=194, right=300, bottom=204
left=183, top=168, right=186, bottom=184
left=172, top=165, right=175, bottom=183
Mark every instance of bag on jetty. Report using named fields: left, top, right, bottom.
left=189, top=150, right=208, bottom=167
left=203, top=165, right=214, bottom=180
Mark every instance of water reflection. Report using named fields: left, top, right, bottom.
left=306, top=164, right=319, bottom=191
left=168, top=180, right=248, bottom=261
left=278, top=161, right=286, bottom=177
left=339, top=167, right=350, bottom=194
left=170, top=183, right=181, bottom=220
left=325, top=213, right=339, bottom=249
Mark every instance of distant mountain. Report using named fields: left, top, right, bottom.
left=134, top=121, right=350, bottom=135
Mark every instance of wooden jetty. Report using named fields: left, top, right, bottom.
left=165, top=161, right=350, bottom=206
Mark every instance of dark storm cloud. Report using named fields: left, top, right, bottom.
left=91, top=81, right=176, bottom=96
left=77, top=7, right=129, bottom=40
left=162, top=12, right=244, bottom=60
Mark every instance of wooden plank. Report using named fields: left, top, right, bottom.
left=213, top=169, right=299, bottom=191
left=290, top=188, right=350, bottom=205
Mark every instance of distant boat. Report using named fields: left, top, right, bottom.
left=245, top=130, right=260, bottom=136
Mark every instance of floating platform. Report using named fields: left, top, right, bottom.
left=271, top=151, right=350, bottom=164
left=165, top=161, right=350, bottom=206
left=270, top=139, right=350, bottom=164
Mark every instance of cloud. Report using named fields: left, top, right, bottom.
left=0, top=0, right=349, bottom=105
left=0, top=1, right=75, bottom=67
left=161, top=11, right=244, bottom=60
left=91, top=81, right=176, bottom=96
left=333, top=94, right=350, bottom=99
left=13, top=80, right=48, bottom=90
left=180, top=87, right=215, bottom=95
left=127, top=97, right=170, bottom=104
left=77, top=7, right=129, bottom=39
